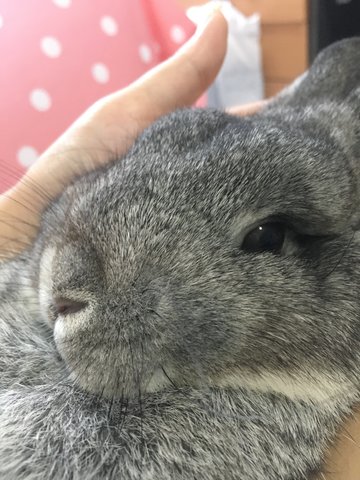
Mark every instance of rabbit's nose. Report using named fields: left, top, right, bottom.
left=53, top=297, right=88, bottom=317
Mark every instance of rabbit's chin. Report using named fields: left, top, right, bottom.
left=66, top=368, right=166, bottom=399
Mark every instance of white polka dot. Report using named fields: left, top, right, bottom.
left=91, top=63, right=110, bottom=84
left=100, top=16, right=118, bottom=36
left=170, top=25, right=186, bottom=44
left=29, top=89, right=52, bottom=111
left=52, top=0, right=72, bottom=7
left=139, top=44, right=153, bottom=64
left=0, top=15, right=3, bottom=30
left=17, top=146, right=39, bottom=168
left=40, top=36, right=62, bottom=58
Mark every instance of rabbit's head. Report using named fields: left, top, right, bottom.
left=35, top=39, right=360, bottom=401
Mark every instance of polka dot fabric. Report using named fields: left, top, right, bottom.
left=0, top=0, right=195, bottom=193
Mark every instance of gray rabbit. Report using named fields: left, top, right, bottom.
left=0, top=37, right=359, bottom=480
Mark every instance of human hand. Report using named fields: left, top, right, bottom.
left=320, top=408, right=360, bottom=480
left=0, top=10, right=231, bottom=259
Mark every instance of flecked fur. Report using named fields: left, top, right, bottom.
left=0, top=38, right=359, bottom=479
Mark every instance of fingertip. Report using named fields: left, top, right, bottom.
left=183, top=9, right=228, bottom=68
left=171, top=9, right=228, bottom=102
left=192, top=8, right=228, bottom=41
left=128, top=8, right=228, bottom=115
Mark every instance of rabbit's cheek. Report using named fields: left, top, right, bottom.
left=38, top=246, right=56, bottom=325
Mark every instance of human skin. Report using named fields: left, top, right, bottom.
left=0, top=11, right=230, bottom=258
left=0, top=11, right=359, bottom=480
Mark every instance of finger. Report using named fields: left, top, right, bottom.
left=36, top=11, right=228, bottom=184
left=86, top=10, right=229, bottom=137
left=127, top=10, right=229, bottom=117
left=227, top=100, right=269, bottom=117
left=1, top=12, right=228, bottom=254
left=321, top=407, right=360, bottom=480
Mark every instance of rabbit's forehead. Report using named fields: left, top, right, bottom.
left=98, top=136, right=352, bottom=233
left=60, top=116, right=355, bottom=254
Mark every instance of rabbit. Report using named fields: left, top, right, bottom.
left=0, top=37, right=359, bottom=480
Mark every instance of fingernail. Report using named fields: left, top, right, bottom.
left=187, top=2, right=224, bottom=37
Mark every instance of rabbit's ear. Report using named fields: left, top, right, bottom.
left=266, top=38, right=360, bottom=215
left=272, top=37, right=360, bottom=107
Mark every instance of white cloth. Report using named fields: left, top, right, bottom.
left=188, top=1, right=264, bottom=108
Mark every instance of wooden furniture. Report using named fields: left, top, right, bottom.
left=178, top=0, right=309, bottom=98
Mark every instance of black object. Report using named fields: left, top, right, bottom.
left=309, top=0, right=360, bottom=61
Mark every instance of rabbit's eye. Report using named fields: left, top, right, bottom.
left=241, top=222, right=286, bottom=254
left=53, top=298, right=87, bottom=317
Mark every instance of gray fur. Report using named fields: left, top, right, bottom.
left=0, top=38, right=359, bottom=479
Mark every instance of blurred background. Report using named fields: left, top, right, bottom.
left=0, top=0, right=359, bottom=193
